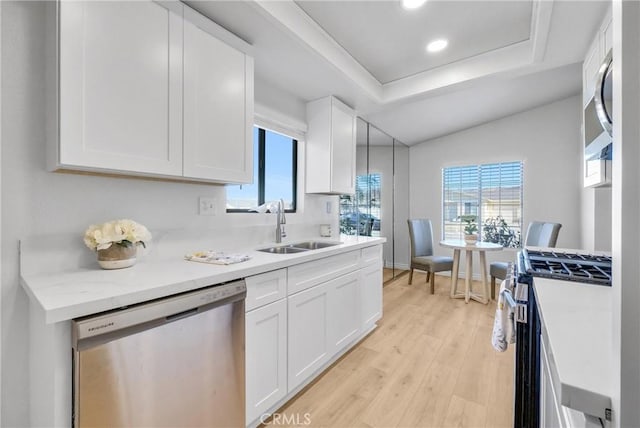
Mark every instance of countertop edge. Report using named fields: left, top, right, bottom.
left=22, top=237, right=385, bottom=324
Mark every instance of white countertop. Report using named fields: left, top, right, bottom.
left=534, top=277, right=613, bottom=420
left=21, top=235, right=385, bottom=324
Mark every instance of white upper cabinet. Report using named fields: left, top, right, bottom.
left=52, top=1, right=254, bottom=184
left=305, top=96, right=356, bottom=195
left=183, top=8, right=254, bottom=183
left=582, top=35, right=602, bottom=107
left=57, top=1, right=184, bottom=176
left=582, top=7, right=612, bottom=107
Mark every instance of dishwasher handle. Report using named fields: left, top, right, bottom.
left=73, top=279, right=246, bottom=343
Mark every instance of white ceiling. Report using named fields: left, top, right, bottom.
left=187, top=0, right=610, bottom=145
left=295, top=1, right=533, bottom=83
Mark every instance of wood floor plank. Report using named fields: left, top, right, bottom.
left=453, top=324, right=501, bottom=406
left=267, top=274, right=514, bottom=428
left=359, top=332, right=442, bottom=428
left=308, top=366, right=387, bottom=428
left=442, top=394, right=488, bottom=428
left=484, top=358, right=515, bottom=428
left=397, top=361, right=459, bottom=428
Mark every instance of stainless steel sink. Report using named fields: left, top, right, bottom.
left=290, top=241, right=342, bottom=250
left=257, top=246, right=309, bottom=254
left=257, top=241, right=342, bottom=254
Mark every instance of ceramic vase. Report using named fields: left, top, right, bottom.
left=97, top=243, right=137, bottom=270
left=464, top=234, right=478, bottom=245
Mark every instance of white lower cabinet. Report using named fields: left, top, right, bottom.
left=245, top=245, right=384, bottom=427
left=540, top=331, right=603, bottom=428
left=540, top=338, right=564, bottom=428
left=287, top=282, right=331, bottom=392
left=328, top=271, right=361, bottom=354
left=361, top=262, right=383, bottom=330
left=245, top=299, right=287, bottom=425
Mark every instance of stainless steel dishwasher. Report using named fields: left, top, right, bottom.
left=72, top=280, right=246, bottom=428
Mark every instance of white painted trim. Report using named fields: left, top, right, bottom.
left=182, top=2, right=254, bottom=56
left=612, top=2, right=640, bottom=426
left=0, top=1, right=3, bottom=422
left=382, top=40, right=532, bottom=103
left=249, top=0, right=382, bottom=103
left=254, top=101, right=307, bottom=141
left=530, top=0, right=554, bottom=63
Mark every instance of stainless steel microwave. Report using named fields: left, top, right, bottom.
left=584, top=50, right=612, bottom=188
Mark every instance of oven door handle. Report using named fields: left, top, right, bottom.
left=502, top=288, right=528, bottom=324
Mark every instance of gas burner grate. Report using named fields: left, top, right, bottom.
left=522, top=250, right=612, bottom=286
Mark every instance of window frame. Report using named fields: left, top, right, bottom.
left=441, top=161, right=523, bottom=246
left=226, top=127, right=298, bottom=213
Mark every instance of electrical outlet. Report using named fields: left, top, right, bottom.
left=199, top=197, right=216, bottom=216
left=326, top=201, right=332, bottom=214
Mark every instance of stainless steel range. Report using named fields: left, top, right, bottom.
left=511, top=249, right=612, bottom=428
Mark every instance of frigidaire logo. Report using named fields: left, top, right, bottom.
left=88, top=322, right=114, bottom=332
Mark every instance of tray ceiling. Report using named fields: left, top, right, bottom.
left=187, top=0, right=610, bottom=145
left=296, top=0, right=534, bottom=84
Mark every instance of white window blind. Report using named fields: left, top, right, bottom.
left=442, top=161, right=523, bottom=247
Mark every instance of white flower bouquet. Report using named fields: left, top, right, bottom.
left=84, top=219, right=152, bottom=251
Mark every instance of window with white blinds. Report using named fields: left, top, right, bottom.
left=442, top=161, right=523, bottom=247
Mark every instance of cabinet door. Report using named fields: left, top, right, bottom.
left=288, top=283, right=330, bottom=392
left=183, top=8, right=254, bottom=183
left=305, top=96, right=355, bottom=194
left=540, top=339, right=565, bottom=428
left=245, top=299, right=287, bottom=425
left=330, top=99, right=356, bottom=194
left=582, top=36, right=602, bottom=107
left=361, top=262, right=383, bottom=330
left=328, top=271, right=361, bottom=354
left=58, top=1, right=183, bottom=176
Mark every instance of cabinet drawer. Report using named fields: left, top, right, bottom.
left=245, top=269, right=287, bottom=312
left=361, top=245, right=382, bottom=266
left=288, top=250, right=360, bottom=295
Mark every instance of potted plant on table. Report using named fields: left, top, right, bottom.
left=459, top=215, right=478, bottom=245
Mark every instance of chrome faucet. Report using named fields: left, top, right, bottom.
left=275, top=199, right=287, bottom=243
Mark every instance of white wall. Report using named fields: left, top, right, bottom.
left=1, top=3, right=336, bottom=425
left=409, top=95, right=583, bottom=274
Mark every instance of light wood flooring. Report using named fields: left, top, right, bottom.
left=383, top=268, right=395, bottom=283
left=273, top=272, right=514, bottom=428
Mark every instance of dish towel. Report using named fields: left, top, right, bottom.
left=491, top=279, right=516, bottom=352
left=184, top=251, right=251, bottom=265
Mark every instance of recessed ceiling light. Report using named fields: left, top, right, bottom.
left=402, top=0, right=427, bottom=10
left=426, top=39, right=448, bottom=53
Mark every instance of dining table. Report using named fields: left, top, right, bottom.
left=439, top=239, right=503, bottom=304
